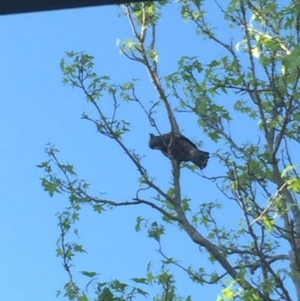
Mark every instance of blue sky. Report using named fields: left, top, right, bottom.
left=0, top=2, right=287, bottom=301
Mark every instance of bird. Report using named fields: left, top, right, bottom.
left=149, top=132, right=210, bottom=169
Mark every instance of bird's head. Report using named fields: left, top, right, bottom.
left=149, top=133, right=160, bottom=149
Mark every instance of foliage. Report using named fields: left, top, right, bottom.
left=39, top=1, right=300, bottom=300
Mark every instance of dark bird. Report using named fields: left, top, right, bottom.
left=149, top=133, right=209, bottom=169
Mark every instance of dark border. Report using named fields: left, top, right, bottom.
left=0, top=0, right=146, bottom=15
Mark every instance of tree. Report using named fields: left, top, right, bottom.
left=38, top=1, right=300, bottom=300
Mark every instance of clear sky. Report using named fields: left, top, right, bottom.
left=0, top=2, right=285, bottom=301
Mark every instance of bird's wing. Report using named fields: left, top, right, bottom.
left=177, top=134, right=198, bottom=149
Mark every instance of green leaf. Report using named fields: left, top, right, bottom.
left=281, top=165, right=297, bottom=178
left=78, top=293, right=89, bottom=301
left=81, top=271, right=97, bottom=278
left=135, top=216, right=145, bottom=232
left=149, top=49, right=159, bottom=63
left=209, top=60, right=219, bottom=68
left=65, top=164, right=77, bottom=175
left=209, top=131, right=221, bottom=143
left=99, top=288, right=114, bottom=301
left=158, top=271, right=172, bottom=284
left=41, top=178, right=60, bottom=197
left=148, top=222, right=165, bottom=241
left=162, top=257, right=175, bottom=264
left=93, top=205, right=105, bottom=213
left=60, top=58, right=65, bottom=70
left=147, top=272, right=154, bottom=282
left=131, top=277, right=149, bottom=284
left=182, top=197, right=191, bottom=211
left=136, top=287, right=149, bottom=296
left=112, top=279, right=127, bottom=291
left=262, top=216, right=275, bottom=231
left=56, top=247, right=63, bottom=257
left=74, top=244, right=87, bottom=253
left=222, top=286, right=234, bottom=299
left=36, top=161, right=50, bottom=168
left=287, top=179, right=300, bottom=194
